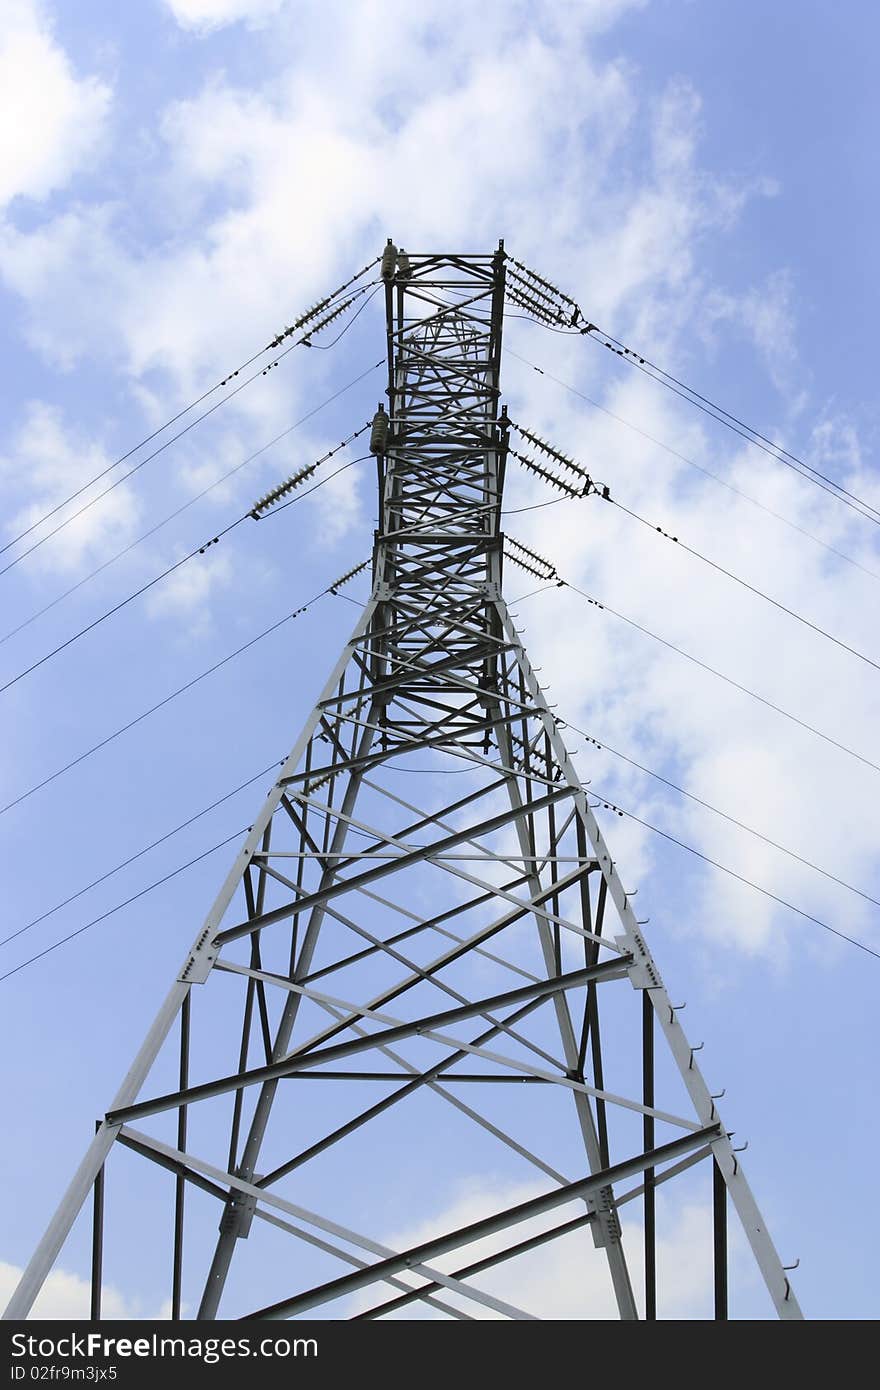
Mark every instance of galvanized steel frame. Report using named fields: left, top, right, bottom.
left=4, top=245, right=801, bottom=1322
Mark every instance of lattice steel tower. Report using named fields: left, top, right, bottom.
left=5, top=243, right=802, bottom=1321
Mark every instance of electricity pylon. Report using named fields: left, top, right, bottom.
left=5, top=243, right=802, bottom=1321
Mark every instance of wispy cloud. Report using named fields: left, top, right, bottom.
left=0, top=1259, right=163, bottom=1320
left=0, top=402, right=139, bottom=572
left=0, top=0, right=111, bottom=208
left=163, top=0, right=285, bottom=33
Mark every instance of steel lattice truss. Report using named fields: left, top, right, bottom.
left=5, top=244, right=802, bottom=1322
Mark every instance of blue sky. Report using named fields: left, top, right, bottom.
left=1, top=0, right=878, bottom=1319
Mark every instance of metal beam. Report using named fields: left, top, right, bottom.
left=245, top=1127, right=720, bottom=1320
left=109, top=958, right=628, bottom=1124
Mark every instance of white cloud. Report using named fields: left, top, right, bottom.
left=0, top=0, right=110, bottom=208
left=0, top=2, right=653, bottom=387
left=0, top=1261, right=139, bottom=1320
left=349, top=1176, right=752, bottom=1319
left=301, top=453, right=365, bottom=546
left=0, top=402, right=140, bottom=573
left=510, top=358, right=880, bottom=962
left=144, top=545, right=234, bottom=631
left=164, top=0, right=286, bottom=32
left=0, top=0, right=876, bottom=971
left=704, top=269, right=803, bottom=399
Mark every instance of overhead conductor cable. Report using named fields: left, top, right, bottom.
left=0, top=272, right=378, bottom=576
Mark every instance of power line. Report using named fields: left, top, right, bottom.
left=4, top=593, right=875, bottom=982
left=502, top=496, right=572, bottom=517
left=0, top=360, right=382, bottom=649
left=519, top=579, right=880, bottom=778
left=327, top=639, right=880, bottom=906
left=509, top=586, right=878, bottom=907
left=0, top=286, right=376, bottom=581
left=263, top=454, right=373, bottom=516
left=580, top=322, right=880, bottom=527
left=606, top=496, right=880, bottom=677
left=0, top=828, right=249, bottom=984
left=561, top=718, right=880, bottom=910
left=0, top=435, right=370, bottom=698
left=0, top=763, right=281, bottom=950
left=505, top=256, right=880, bottom=528
left=0, top=568, right=365, bottom=816
left=7, top=755, right=878, bottom=986
left=507, top=346, right=880, bottom=586
left=588, top=789, right=880, bottom=963
left=0, top=515, right=247, bottom=697
left=308, top=284, right=384, bottom=349
left=0, top=259, right=380, bottom=560
left=3, top=748, right=476, bottom=953
left=342, top=570, right=880, bottom=910
left=505, top=431, right=880, bottom=682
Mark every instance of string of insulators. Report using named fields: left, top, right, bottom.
left=380, top=239, right=415, bottom=284
left=381, top=240, right=398, bottom=281
left=509, top=422, right=607, bottom=492
left=370, top=404, right=390, bottom=455
left=509, top=438, right=610, bottom=501
left=510, top=449, right=585, bottom=498
left=506, top=551, right=549, bottom=581
left=510, top=422, right=581, bottom=473
left=506, top=283, right=570, bottom=328
left=300, top=292, right=361, bottom=343
left=506, top=290, right=565, bottom=325
left=255, top=293, right=364, bottom=379
left=249, top=423, right=370, bottom=519
left=304, top=768, right=334, bottom=796
left=507, top=267, right=568, bottom=316
left=328, top=558, right=370, bottom=593
left=505, top=536, right=558, bottom=582
left=509, top=256, right=583, bottom=322
left=266, top=299, right=335, bottom=351
left=250, top=461, right=323, bottom=516
left=505, top=727, right=556, bottom=779
left=265, top=255, right=381, bottom=351
left=513, top=257, right=647, bottom=346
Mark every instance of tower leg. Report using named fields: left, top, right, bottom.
left=492, top=704, right=638, bottom=1319
left=3, top=977, right=189, bottom=1320
left=197, top=719, right=377, bottom=1318
left=497, top=597, right=803, bottom=1320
